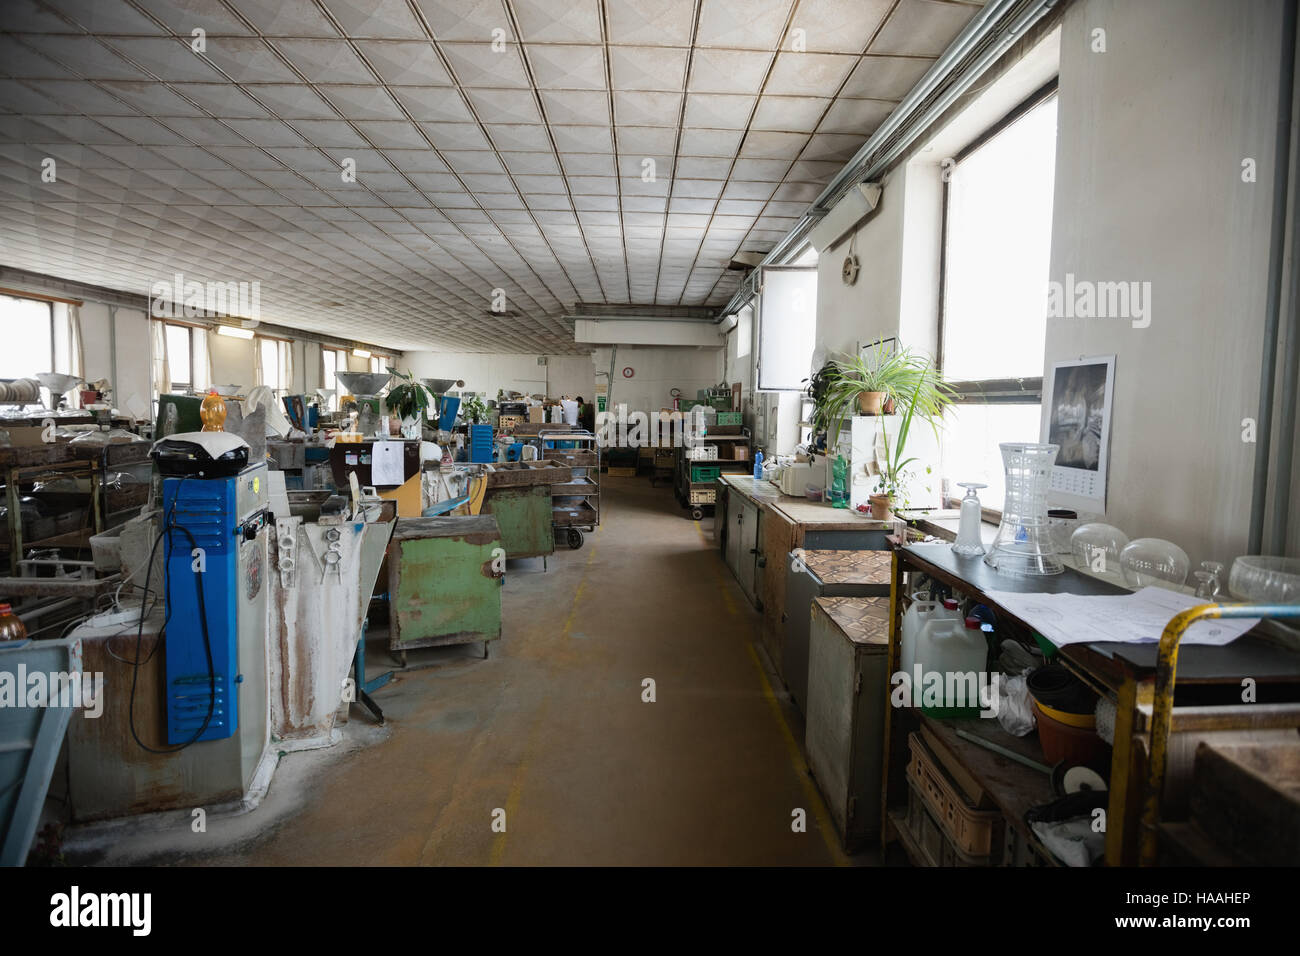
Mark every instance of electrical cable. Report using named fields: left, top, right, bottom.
left=126, top=476, right=219, bottom=754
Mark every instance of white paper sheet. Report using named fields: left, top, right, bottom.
left=371, top=440, right=406, bottom=486
left=983, top=586, right=1259, bottom=648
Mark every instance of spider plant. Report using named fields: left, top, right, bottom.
left=812, top=341, right=953, bottom=448
left=873, top=373, right=932, bottom=512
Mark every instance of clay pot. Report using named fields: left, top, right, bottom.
left=857, top=390, right=886, bottom=415
left=869, top=493, right=893, bottom=520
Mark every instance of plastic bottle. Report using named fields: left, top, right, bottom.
left=917, top=608, right=989, bottom=716
left=830, top=455, right=849, bottom=508
left=0, top=603, right=28, bottom=641
left=753, top=450, right=764, bottom=480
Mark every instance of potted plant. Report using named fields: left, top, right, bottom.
left=812, top=341, right=953, bottom=448
left=384, top=367, right=433, bottom=438
left=463, top=394, right=488, bottom=425
left=868, top=373, right=937, bottom=520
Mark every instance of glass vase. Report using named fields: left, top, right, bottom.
left=984, top=442, right=1063, bottom=576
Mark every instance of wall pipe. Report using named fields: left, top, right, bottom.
left=716, top=0, right=1061, bottom=320
left=1250, top=0, right=1298, bottom=555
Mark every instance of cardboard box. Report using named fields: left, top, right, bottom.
left=528, top=406, right=545, bottom=423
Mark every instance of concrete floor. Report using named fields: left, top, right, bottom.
left=72, top=476, right=867, bottom=866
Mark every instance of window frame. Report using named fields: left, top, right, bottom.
left=0, top=294, right=56, bottom=384
left=936, top=78, right=1059, bottom=511
left=257, top=334, right=290, bottom=392
left=164, top=322, right=197, bottom=393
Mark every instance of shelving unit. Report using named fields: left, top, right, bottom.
left=533, top=429, right=600, bottom=550
left=673, top=430, right=750, bottom=521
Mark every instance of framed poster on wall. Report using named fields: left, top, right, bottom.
left=1041, top=355, right=1116, bottom=509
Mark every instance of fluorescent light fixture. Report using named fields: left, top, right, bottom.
left=217, top=325, right=254, bottom=339
left=352, top=348, right=371, bottom=357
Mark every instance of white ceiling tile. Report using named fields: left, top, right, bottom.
left=275, top=39, right=377, bottom=84
left=526, top=44, right=607, bottom=91
left=465, top=87, right=544, bottom=124
left=615, top=125, right=677, bottom=155
left=241, top=83, right=339, bottom=118
left=606, top=0, right=695, bottom=47
left=0, top=37, right=77, bottom=79
left=230, top=0, right=340, bottom=37
left=613, top=91, right=682, bottom=127
left=696, top=0, right=793, bottom=50
left=750, top=95, right=829, bottom=132
left=551, top=125, right=611, bottom=152
left=512, top=0, right=603, bottom=43
left=871, top=0, right=973, bottom=57
left=440, top=42, right=531, bottom=88
left=764, top=52, right=856, bottom=96
left=42, top=0, right=167, bottom=34
left=609, top=46, right=688, bottom=93
left=326, top=0, right=427, bottom=39
left=22, top=36, right=149, bottom=80
left=675, top=156, right=732, bottom=179
left=289, top=119, right=371, bottom=146
left=318, top=84, right=406, bottom=119
left=818, top=97, right=892, bottom=134
left=2, top=0, right=82, bottom=32
left=223, top=118, right=309, bottom=146
left=687, top=48, right=773, bottom=94
left=354, top=119, right=428, bottom=147
left=355, top=41, right=454, bottom=85
left=683, top=93, right=755, bottom=130
left=559, top=152, right=614, bottom=175
left=484, top=124, right=553, bottom=151
left=784, top=0, right=894, bottom=53
left=678, top=127, right=744, bottom=156
left=443, top=150, right=505, bottom=173
left=730, top=156, right=791, bottom=179
left=414, top=0, right=510, bottom=41
left=738, top=129, right=805, bottom=160
left=201, top=37, right=302, bottom=82
left=842, top=54, right=933, bottom=99
left=538, top=89, right=609, bottom=126
left=420, top=122, right=491, bottom=148
left=381, top=148, right=450, bottom=171
left=390, top=86, right=473, bottom=120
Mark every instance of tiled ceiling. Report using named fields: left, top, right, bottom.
left=0, top=0, right=983, bottom=353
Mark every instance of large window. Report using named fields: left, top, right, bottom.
left=166, top=324, right=194, bottom=391
left=0, top=295, right=55, bottom=380
left=939, top=85, right=1058, bottom=510
left=258, top=336, right=291, bottom=392
left=757, top=267, right=817, bottom=391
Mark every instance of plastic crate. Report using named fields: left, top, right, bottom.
left=907, top=733, right=1002, bottom=859
left=689, top=488, right=716, bottom=505
left=690, top=464, right=722, bottom=483
left=686, top=445, right=718, bottom=460
left=904, top=777, right=995, bottom=866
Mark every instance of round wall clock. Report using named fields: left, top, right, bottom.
left=622, top=366, right=635, bottom=378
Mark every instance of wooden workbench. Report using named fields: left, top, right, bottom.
left=716, top=473, right=892, bottom=675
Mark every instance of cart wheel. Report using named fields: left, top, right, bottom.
left=690, top=507, right=704, bottom=521
left=567, top=528, right=584, bottom=550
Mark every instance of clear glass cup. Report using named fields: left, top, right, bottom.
left=952, top=481, right=987, bottom=556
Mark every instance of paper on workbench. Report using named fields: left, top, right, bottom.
left=983, top=586, right=1259, bottom=647
left=371, top=441, right=405, bottom=486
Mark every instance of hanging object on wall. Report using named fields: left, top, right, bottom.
left=1042, top=355, right=1116, bottom=508
left=841, top=230, right=860, bottom=285
left=622, top=366, right=635, bottom=378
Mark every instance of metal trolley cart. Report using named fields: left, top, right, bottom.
left=673, top=430, right=751, bottom=521
left=528, top=429, right=601, bottom=549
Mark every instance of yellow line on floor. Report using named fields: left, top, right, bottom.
left=745, top=642, right=850, bottom=866
left=699, top=515, right=847, bottom=865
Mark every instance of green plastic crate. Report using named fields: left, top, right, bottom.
left=690, top=464, right=722, bottom=483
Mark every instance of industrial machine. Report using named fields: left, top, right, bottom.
left=151, top=432, right=270, bottom=744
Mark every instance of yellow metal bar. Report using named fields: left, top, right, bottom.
left=1139, top=600, right=1300, bottom=866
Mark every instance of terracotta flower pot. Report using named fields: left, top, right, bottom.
left=857, top=390, right=886, bottom=415
left=869, top=493, right=893, bottom=520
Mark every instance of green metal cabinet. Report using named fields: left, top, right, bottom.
left=387, top=516, right=504, bottom=651
left=482, top=484, right=554, bottom=559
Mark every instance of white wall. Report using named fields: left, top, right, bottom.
left=1045, top=0, right=1283, bottom=567
left=590, top=345, right=724, bottom=417
left=403, top=351, right=596, bottom=401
